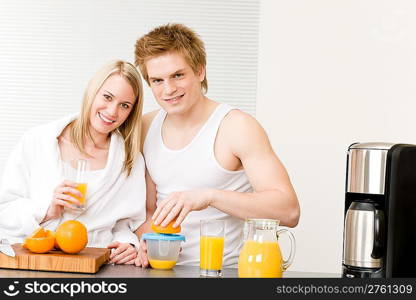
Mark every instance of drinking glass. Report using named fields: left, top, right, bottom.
left=200, top=219, right=225, bottom=277
left=62, top=159, right=89, bottom=210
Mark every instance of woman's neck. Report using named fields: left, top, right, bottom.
left=61, top=124, right=110, bottom=150
left=86, top=131, right=110, bottom=150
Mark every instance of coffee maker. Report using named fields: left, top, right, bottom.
left=342, top=142, right=416, bottom=278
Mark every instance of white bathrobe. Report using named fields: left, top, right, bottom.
left=0, top=114, right=146, bottom=248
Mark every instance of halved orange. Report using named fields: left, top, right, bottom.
left=23, top=227, right=48, bottom=249
left=25, top=236, right=55, bottom=254
left=46, top=230, right=60, bottom=250
left=151, top=219, right=181, bottom=234
left=30, top=227, right=48, bottom=238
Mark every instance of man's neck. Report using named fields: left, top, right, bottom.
left=166, top=96, right=217, bottom=129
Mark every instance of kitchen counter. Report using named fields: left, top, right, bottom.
left=0, top=264, right=340, bottom=278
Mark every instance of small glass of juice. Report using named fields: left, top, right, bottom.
left=62, top=158, right=89, bottom=210
left=200, top=219, right=225, bottom=277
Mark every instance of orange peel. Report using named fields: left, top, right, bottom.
left=151, top=220, right=181, bottom=234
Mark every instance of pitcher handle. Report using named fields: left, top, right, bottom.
left=276, top=229, right=296, bottom=271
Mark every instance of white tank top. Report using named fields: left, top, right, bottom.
left=143, top=103, right=253, bottom=267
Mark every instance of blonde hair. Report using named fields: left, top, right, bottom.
left=134, top=23, right=208, bottom=93
left=70, top=60, right=143, bottom=176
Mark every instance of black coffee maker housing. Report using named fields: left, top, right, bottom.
left=342, top=143, right=416, bottom=278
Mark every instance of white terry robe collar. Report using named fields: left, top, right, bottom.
left=48, top=113, right=126, bottom=224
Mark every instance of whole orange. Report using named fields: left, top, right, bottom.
left=151, top=219, right=181, bottom=234
left=55, top=220, right=88, bottom=254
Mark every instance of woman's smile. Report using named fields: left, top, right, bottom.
left=98, top=112, right=116, bottom=125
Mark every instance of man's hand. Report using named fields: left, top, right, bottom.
left=152, top=189, right=214, bottom=227
left=134, top=239, right=149, bottom=268
left=107, top=242, right=137, bottom=264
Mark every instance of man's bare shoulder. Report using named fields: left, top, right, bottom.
left=142, top=109, right=160, bottom=127
left=141, top=109, right=160, bottom=143
left=220, top=109, right=271, bottom=154
left=222, top=109, right=264, bottom=134
left=142, top=109, right=160, bottom=133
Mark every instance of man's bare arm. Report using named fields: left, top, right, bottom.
left=152, top=110, right=300, bottom=228
left=135, top=169, right=157, bottom=238
left=136, top=111, right=159, bottom=239
left=209, top=110, right=299, bottom=227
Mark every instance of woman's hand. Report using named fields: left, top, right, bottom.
left=107, top=242, right=137, bottom=264
left=134, top=239, right=149, bottom=268
left=41, top=180, right=83, bottom=223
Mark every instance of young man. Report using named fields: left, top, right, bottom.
left=134, top=24, right=300, bottom=268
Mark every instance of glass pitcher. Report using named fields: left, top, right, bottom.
left=238, top=219, right=296, bottom=278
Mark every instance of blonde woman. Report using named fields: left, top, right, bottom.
left=0, top=60, right=145, bottom=264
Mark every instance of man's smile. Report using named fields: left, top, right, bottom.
left=163, top=94, right=185, bottom=102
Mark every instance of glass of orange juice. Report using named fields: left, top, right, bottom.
left=200, top=219, right=225, bottom=277
left=62, top=159, right=89, bottom=210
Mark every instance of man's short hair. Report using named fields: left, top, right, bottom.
left=134, top=23, right=208, bottom=93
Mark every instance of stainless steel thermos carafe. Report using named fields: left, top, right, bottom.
left=343, top=201, right=384, bottom=270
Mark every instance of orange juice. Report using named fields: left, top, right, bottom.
left=149, top=259, right=177, bottom=270
left=200, top=236, right=224, bottom=270
left=68, top=183, right=87, bottom=205
left=238, top=240, right=283, bottom=278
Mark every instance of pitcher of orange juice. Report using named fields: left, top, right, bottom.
left=238, top=219, right=295, bottom=278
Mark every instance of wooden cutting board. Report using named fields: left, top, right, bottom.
left=0, top=244, right=110, bottom=274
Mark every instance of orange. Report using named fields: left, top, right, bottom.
left=55, top=220, right=88, bottom=254
left=25, top=236, right=55, bottom=253
left=23, top=227, right=48, bottom=249
left=30, top=227, right=47, bottom=238
left=46, top=230, right=60, bottom=250
left=151, top=219, right=181, bottom=234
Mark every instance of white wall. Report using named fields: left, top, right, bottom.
left=0, top=0, right=259, bottom=180
left=257, top=0, right=416, bottom=273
